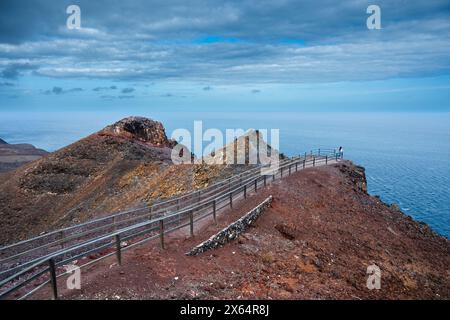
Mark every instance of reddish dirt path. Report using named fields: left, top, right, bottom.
left=31, top=161, right=450, bottom=300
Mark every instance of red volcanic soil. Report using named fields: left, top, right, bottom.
left=31, top=161, right=450, bottom=300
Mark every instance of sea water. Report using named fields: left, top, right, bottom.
left=0, top=111, right=449, bottom=237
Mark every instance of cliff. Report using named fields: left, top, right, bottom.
left=33, top=161, right=449, bottom=300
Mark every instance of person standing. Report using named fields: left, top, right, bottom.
left=338, top=146, right=344, bottom=159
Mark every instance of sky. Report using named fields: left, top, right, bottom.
left=1, top=0, right=450, bottom=112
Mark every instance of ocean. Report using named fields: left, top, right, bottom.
left=1, top=111, right=449, bottom=237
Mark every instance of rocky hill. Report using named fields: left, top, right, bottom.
left=33, top=161, right=450, bottom=300
left=204, top=129, right=280, bottom=165
left=0, top=139, right=48, bottom=173
left=0, top=117, right=253, bottom=245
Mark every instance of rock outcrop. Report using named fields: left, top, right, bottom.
left=98, top=117, right=177, bottom=148
left=204, top=129, right=281, bottom=165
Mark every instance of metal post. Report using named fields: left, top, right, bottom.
left=229, top=192, right=233, bottom=208
left=326, top=155, right=328, bottom=165
left=244, top=185, right=247, bottom=198
left=264, top=175, right=267, bottom=186
left=295, top=163, right=298, bottom=171
left=272, top=174, right=275, bottom=181
left=303, top=159, right=306, bottom=169
left=48, top=258, right=58, bottom=300
left=318, top=148, right=321, bottom=156
left=212, top=200, right=217, bottom=224
left=189, top=211, right=194, bottom=236
left=59, top=231, right=64, bottom=249
left=255, top=178, right=258, bottom=191
left=289, top=165, right=291, bottom=175
left=115, top=234, right=122, bottom=265
left=159, top=220, right=165, bottom=249
left=281, top=168, right=283, bottom=178
left=313, top=157, right=316, bottom=167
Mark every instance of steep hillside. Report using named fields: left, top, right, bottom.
left=35, top=162, right=449, bottom=300
left=204, top=129, right=280, bottom=165
left=0, top=117, right=251, bottom=245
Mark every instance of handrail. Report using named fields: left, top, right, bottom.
left=0, top=153, right=329, bottom=277
left=0, top=156, right=299, bottom=276
left=0, top=156, right=294, bottom=253
left=0, top=157, right=298, bottom=265
left=0, top=149, right=341, bottom=299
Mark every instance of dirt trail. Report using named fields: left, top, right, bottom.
left=31, top=161, right=450, bottom=300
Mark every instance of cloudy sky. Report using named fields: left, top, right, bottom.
left=1, top=0, right=450, bottom=112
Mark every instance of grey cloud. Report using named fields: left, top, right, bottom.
left=203, top=86, right=212, bottom=91
left=1, top=63, right=38, bottom=79
left=43, top=86, right=83, bottom=95
left=93, top=85, right=117, bottom=91
left=1, top=1, right=450, bottom=83
left=121, top=87, right=135, bottom=93
left=251, top=89, right=261, bottom=94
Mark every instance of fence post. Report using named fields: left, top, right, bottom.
left=189, top=211, right=194, bottom=236
left=115, top=234, right=122, bottom=265
left=212, top=200, right=217, bottom=224
left=313, top=157, right=316, bottom=167
left=264, top=175, right=267, bottom=187
left=295, top=162, right=298, bottom=171
left=281, top=167, right=283, bottom=178
left=59, top=231, right=64, bottom=249
left=326, top=155, right=328, bottom=165
left=48, top=258, right=58, bottom=300
left=289, top=164, right=291, bottom=175
left=255, top=178, right=258, bottom=191
left=318, top=148, right=321, bottom=156
left=272, top=173, right=275, bottom=181
left=244, top=184, right=247, bottom=198
left=229, top=192, right=233, bottom=208
left=159, top=220, right=165, bottom=249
